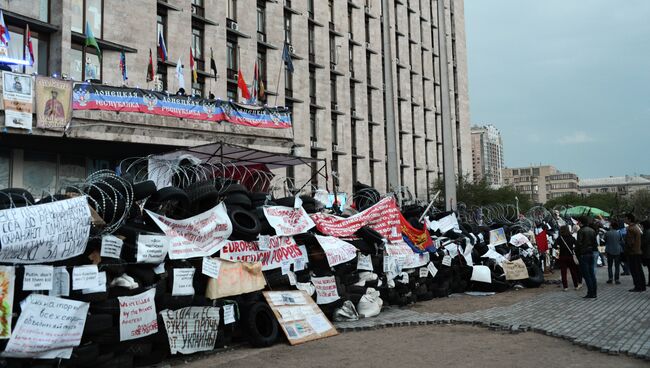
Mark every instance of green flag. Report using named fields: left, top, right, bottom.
left=85, top=21, right=101, bottom=61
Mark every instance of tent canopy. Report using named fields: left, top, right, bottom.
left=560, top=206, right=610, bottom=218
left=159, top=141, right=324, bottom=169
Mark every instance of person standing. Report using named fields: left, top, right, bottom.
left=618, top=222, right=630, bottom=275
left=641, top=220, right=650, bottom=287
left=624, top=214, right=646, bottom=292
left=557, top=225, right=582, bottom=291
left=576, top=216, right=598, bottom=298
left=604, top=220, right=623, bottom=284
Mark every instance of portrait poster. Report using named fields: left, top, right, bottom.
left=35, top=76, right=73, bottom=130
left=2, top=71, right=33, bottom=130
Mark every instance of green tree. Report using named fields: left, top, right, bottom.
left=544, top=192, right=626, bottom=215
left=431, top=176, right=532, bottom=212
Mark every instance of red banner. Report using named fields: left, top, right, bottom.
left=310, top=197, right=402, bottom=242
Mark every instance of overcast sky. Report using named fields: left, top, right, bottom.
left=465, top=0, right=650, bottom=179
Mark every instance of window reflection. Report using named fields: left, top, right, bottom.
left=70, top=48, right=83, bottom=81
left=23, top=151, right=57, bottom=197
left=71, top=0, right=83, bottom=33
left=0, top=150, right=9, bottom=189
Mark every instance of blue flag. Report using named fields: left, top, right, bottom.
left=282, top=43, right=294, bottom=73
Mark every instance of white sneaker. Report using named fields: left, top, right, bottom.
left=575, top=283, right=583, bottom=291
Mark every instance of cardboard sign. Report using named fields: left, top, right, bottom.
left=489, top=228, right=507, bottom=246
left=264, top=291, right=338, bottom=345
left=136, top=234, right=170, bottom=263
left=2, top=71, right=33, bottom=130
left=35, top=76, right=73, bottom=130
left=172, top=268, right=195, bottom=296
left=100, top=235, right=124, bottom=258
left=72, top=265, right=99, bottom=290
left=311, top=276, right=339, bottom=304
left=223, top=304, right=236, bottom=325
left=23, top=265, right=54, bottom=291
left=315, top=235, right=358, bottom=267
left=470, top=265, right=492, bottom=283
left=0, top=267, right=14, bottom=339
left=50, top=266, right=69, bottom=297
left=161, top=307, right=220, bottom=355
left=0, top=196, right=91, bottom=263
left=3, top=295, right=88, bottom=358
left=202, top=257, right=221, bottom=278
left=502, top=258, right=530, bottom=280
left=206, top=260, right=266, bottom=299
left=146, top=203, right=232, bottom=259
left=310, top=197, right=402, bottom=242
left=357, top=254, right=374, bottom=271
left=263, top=206, right=316, bottom=236
left=220, top=236, right=304, bottom=271
left=118, top=289, right=158, bottom=341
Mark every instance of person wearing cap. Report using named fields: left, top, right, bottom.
left=576, top=216, right=598, bottom=298
left=623, top=213, right=646, bottom=292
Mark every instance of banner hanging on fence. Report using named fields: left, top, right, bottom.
left=220, top=236, right=304, bottom=271
left=72, top=83, right=292, bottom=129
left=310, top=197, right=402, bottom=242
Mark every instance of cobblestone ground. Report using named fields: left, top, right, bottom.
left=335, top=268, right=650, bottom=361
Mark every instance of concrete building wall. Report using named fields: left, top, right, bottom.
left=0, top=0, right=471, bottom=199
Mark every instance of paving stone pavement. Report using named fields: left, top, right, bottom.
left=335, top=268, right=650, bottom=360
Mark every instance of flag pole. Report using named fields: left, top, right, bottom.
left=273, top=45, right=284, bottom=106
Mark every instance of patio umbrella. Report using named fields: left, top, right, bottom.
left=560, top=206, right=610, bottom=218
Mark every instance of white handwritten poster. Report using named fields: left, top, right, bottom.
left=100, top=235, right=123, bottom=258
left=315, top=235, right=358, bottom=267
left=72, top=265, right=99, bottom=290
left=311, top=276, right=340, bottom=304
left=136, top=234, right=170, bottom=263
left=23, top=265, right=54, bottom=291
left=263, top=206, right=315, bottom=236
left=0, top=197, right=91, bottom=263
left=3, top=295, right=88, bottom=358
left=172, top=268, right=195, bottom=296
left=161, top=307, right=220, bottom=354
left=118, top=288, right=158, bottom=341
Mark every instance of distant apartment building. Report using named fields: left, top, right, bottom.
left=502, top=165, right=579, bottom=203
left=471, top=124, right=503, bottom=187
left=579, top=176, right=650, bottom=197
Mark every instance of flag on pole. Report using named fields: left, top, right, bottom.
left=259, top=79, right=266, bottom=101
left=176, top=57, right=185, bottom=90
left=119, top=50, right=128, bottom=82
left=189, top=48, right=198, bottom=84
left=24, top=25, right=34, bottom=66
left=237, top=68, right=250, bottom=101
left=0, top=10, right=10, bottom=46
left=250, top=61, right=259, bottom=104
left=85, top=21, right=102, bottom=61
left=158, top=30, right=168, bottom=61
left=210, top=47, right=217, bottom=80
left=147, top=48, right=155, bottom=82
left=282, top=43, right=294, bottom=73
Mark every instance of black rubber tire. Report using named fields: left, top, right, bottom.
left=0, top=188, right=34, bottom=204
left=144, top=186, right=190, bottom=219
left=82, top=313, right=114, bottom=336
left=224, top=192, right=253, bottom=208
left=522, top=262, right=544, bottom=288
left=244, top=302, right=279, bottom=347
left=67, top=343, right=99, bottom=367
left=133, top=348, right=169, bottom=367
left=274, top=197, right=297, bottom=207
left=185, top=180, right=221, bottom=208
left=228, top=207, right=261, bottom=241
left=220, top=183, right=249, bottom=195
left=97, top=353, right=133, bottom=368
left=132, top=180, right=157, bottom=201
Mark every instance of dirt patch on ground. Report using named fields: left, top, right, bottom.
left=184, top=324, right=646, bottom=368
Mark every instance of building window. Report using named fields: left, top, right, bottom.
left=257, top=2, right=266, bottom=39
left=329, top=0, right=334, bottom=23
left=284, top=11, right=292, bottom=44
left=285, top=68, right=293, bottom=96
left=7, top=27, right=48, bottom=76
left=71, top=0, right=103, bottom=38
left=226, top=39, right=238, bottom=80
left=309, top=67, right=316, bottom=104
left=191, top=0, right=205, bottom=17
left=310, top=110, right=317, bottom=143
left=192, top=76, right=204, bottom=97
left=331, top=116, right=338, bottom=145
left=70, top=44, right=102, bottom=81
left=308, top=24, right=315, bottom=58
left=192, top=27, right=204, bottom=72
left=365, top=16, right=370, bottom=43
left=349, top=46, right=354, bottom=73
left=0, top=150, right=9, bottom=188
left=227, top=0, right=237, bottom=21
left=329, top=36, right=337, bottom=65
left=257, top=49, right=267, bottom=102
left=308, top=0, right=315, bottom=18
left=348, top=7, right=353, bottom=35
left=330, top=75, right=337, bottom=105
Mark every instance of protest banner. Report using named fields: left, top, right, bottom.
left=502, top=258, right=530, bottom=280
left=489, top=228, right=507, bottom=246
left=0, top=267, right=14, bottom=339
left=23, top=265, right=54, bottom=291
left=264, top=291, right=338, bottom=345
left=35, top=76, right=72, bottom=130
left=384, top=241, right=429, bottom=269
left=136, top=234, right=170, bottom=263
left=0, top=196, right=91, bottom=263
left=314, top=235, right=358, bottom=267
left=72, top=83, right=292, bottom=129
left=310, top=197, right=402, bottom=242
left=161, top=307, right=220, bottom=355
left=219, top=236, right=304, bottom=271
left=100, top=234, right=123, bottom=258
left=206, top=260, right=266, bottom=299
left=263, top=206, right=315, bottom=236
left=118, top=289, right=158, bottom=341
left=3, top=295, right=88, bottom=358
left=2, top=71, right=33, bottom=130
left=146, top=203, right=232, bottom=259
left=436, top=213, right=460, bottom=233
left=311, top=276, right=339, bottom=304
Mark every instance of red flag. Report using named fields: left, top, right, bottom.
left=190, top=48, right=198, bottom=83
left=25, top=25, right=34, bottom=66
left=147, top=49, right=155, bottom=82
left=237, top=68, right=251, bottom=100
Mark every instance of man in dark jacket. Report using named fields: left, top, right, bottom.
left=624, top=214, right=646, bottom=292
left=641, top=220, right=650, bottom=286
left=577, top=216, right=598, bottom=298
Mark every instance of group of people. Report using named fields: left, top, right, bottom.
left=555, top=214, right=650, bottom=299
